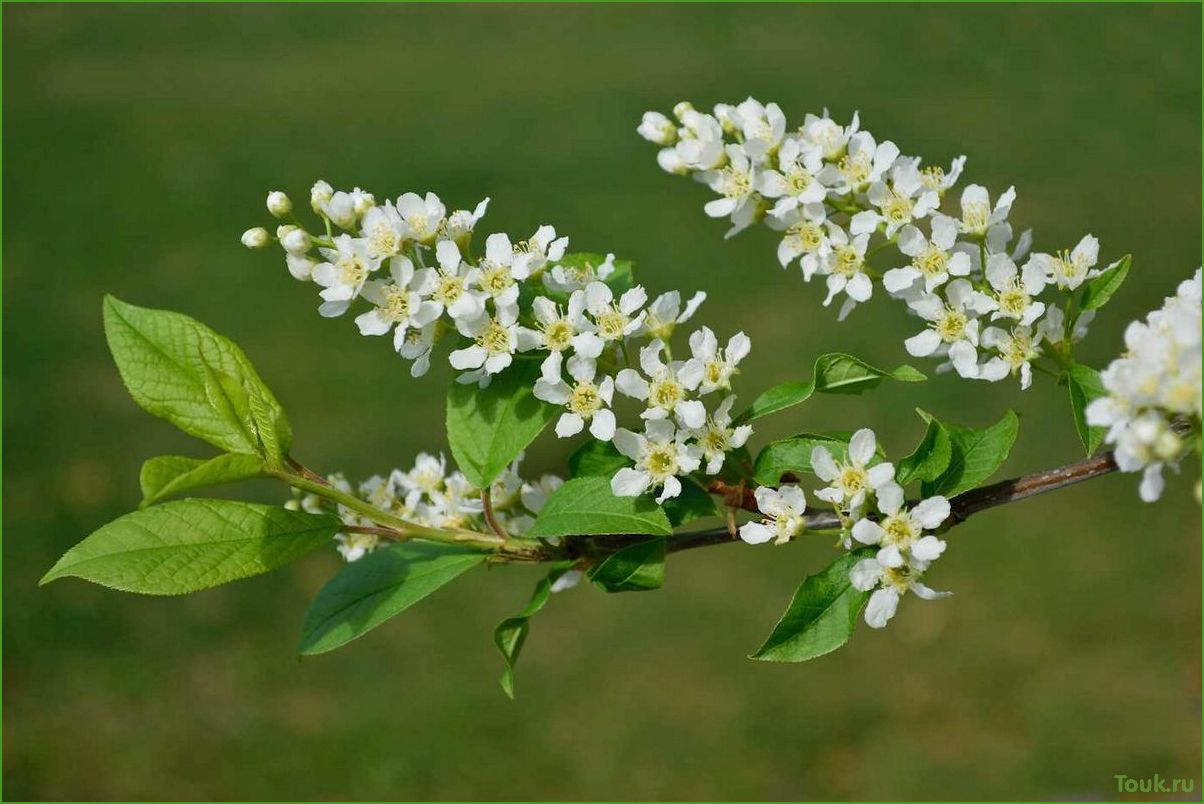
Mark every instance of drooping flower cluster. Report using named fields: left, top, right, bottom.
left=638, top=99, right=1120, bottom=389
left=286, top=452, right=563, bottom=562
left=245, top=184, right=754, bottom=505
left=738, top=428, right=952, bottom=628
left=1086, top=269, right=1202, bottom=502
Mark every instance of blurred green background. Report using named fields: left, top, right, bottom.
left=4, top=4, right=1201, bottom=801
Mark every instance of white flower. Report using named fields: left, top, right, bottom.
left=812, top=428, right=899, bottom=516
left=1035, top=304, right=1095, bottom=346
left=849, top=555, right=951, bottom=629
left=978, top=253, right=1047, bottom=326
left=310, top=180, right=334, bottom=212
left=550, top=569, right=584, bottom=593
left=611, top=419, right=702, bottom=503
left=397, top=452, right=447, bottom=496
left=394, top=192, right=445, bottom=246
left=521, top=474, right=564, bottom=515
left=281, top=228, right=312, bottom=255
left=687, top=326, right=751, bottom=394
left=911, top=154, right=967, bottom=195
left=360, top=202, right=410, bottom=261
left=449, top=302, right=536, bottom=385
left=397, top=320, right=438, bottom=378
left=771, top=203, right=831, bottom=278
left=883, top=217, right=971, bottom=294
left=312, top=234, right=379, bottom=317
left=948, top=183, right=1015, bottom=240
left=580, top=281, right=647, bottom=344
left=335, top=532, right=380, bottom=563
left=702, top=144, right=761, bottom=238
left=543, top=253, right=617, bottom=294
left=475, top=232, right=526, bottom=307
left=527, top=292, right=600, bottom=380
left=901, top=279, right=985, bottom=378
left=798, top=109, right=860, bottom=161
left=266, top=191, right=292, bottom=218
left=317, top=187, right=358, bottom=230
left=534, top=355, right=618, bottom=441
left=241, top=227, right=270, bottom=249
left=671, top=105, right=726, bottom=171
left=441, top=198, right=490, bottom=249
left=637, top=111, right=677, bottom=146
left=850, top=485, right=950, bottom=569
left=818, top=130, right=899, bottom=195
left=729, top=97, right=787, bottom=160
left=757, top=137, right=828, bottom=217
left=862, top=161, right=939, bottom=238
left=634, top=290, right=707, bottom=341
left=428, top=239, right=486, bottom=322
left=513, top=225, right=569, bottom=278
left=739, top=485, right=807, bottom=545
left=978, top=325, right=1043, bottom=389
left=1027, top=234, right=1100, bottom=291
left=695, top=395, right=753, bottom=475
left=427, top=471, right=483, bottom=529
left=354, top=256, right=442, bottom=348
left=615, top=339, right=706, bottom=428
left=821, top=225, right=873, bottom=318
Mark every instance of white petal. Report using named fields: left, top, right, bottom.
left=852, top=518, right=885, bottom=545
left=555, top=413, right=585, bottom=438
left=611, top=468, right=650, bottom=497
left=849, top=558, right=884, bottom=591
left=864, top=588, right=900, bottom=628
left=811, top=446, right=839, bottom=481
left=849, top=428, right=876, bottom=465
left=911, top=496, right=951, bottom=529
left=589, top=409, right=616, bottom=441
left=911, top=535, right=947, bottom=562
left=739, top=522, right=775, bottom=545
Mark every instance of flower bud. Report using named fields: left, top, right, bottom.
left=637, top=111, right=677, bottom=146
left=241, top=227, right=270, bottom=249
left=350, top=188, right=376, bottom=216
left=286, top=254, right=317, bottom=281
left=275, top=224, right=296, bottom=239
left=713, top=103, right=739, bottom=135
left=266, top=190, right=292, bottom=218
left=656, top=147, right=688, bottom=176
left=672, top=101, right=695, bottom=122
left=324, top=192, right=358, bottom=230
left=281, top=228, right=312, bottom=255
left=310, top=180, right=334, bottom=212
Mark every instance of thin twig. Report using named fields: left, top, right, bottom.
left=481, top=488, right=508, bottom=539
left=342, top=524, right=407, bottom=541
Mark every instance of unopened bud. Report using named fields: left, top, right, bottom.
left=241, top=227, right=270, bottom=249
left=672, top=101, right=695, bottom=122
left=637, top=111, right=677, bottom=146
left=310, top=180, right=334, bottom=213
left=281, top=228, right=312, bottom=255
left=266, top=190, right=292, bottom=218
left=286, top=254, right=317, bottom=281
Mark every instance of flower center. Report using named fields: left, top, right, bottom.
left=643, top=443, right=678, bottom=480
left=381, top=285, right=412, bottom=321
left=786, top=166, right=813, bottom=194
left=935, top=308, right=968, bottom=342
left=787, top=222, right=825, bottom=253
left=337, top=255, right=367, bottom=287
left=594, top=306, right=630, bottom=341
left=1002, top=330, right=1035, bottom=366
left=914, top=245, right=949, bottom=277
left=839, top=465, right=868, bottom=493
left=480, top=265, right=513, bottom=297
left=367, top=222, right=399, bottom=257
left=882, top=193, right=913, bottom=225
left=704, top=359, right=731, bottom=388
left=701, top=424, right=730, bottom=454
left=962, top=201, right=990, bottom=233
left=541, top=318, right=574, bottom=351
left=717, top=167, right=751, bottom=199
left=648, top=378, right=684, bottom=411
left=883, top=564, right=916, bottom=593
left=567, top=381, right=602, bottom=417
left=920, top=165, right=945, bottom=191
left=476, top=319, right=512, bottom=355
left=1050, top=249, right=1086, bottom=286
left=998, top=282, right=1030, bottom=317
left=433, top=274, right=464, bottom=305
left=833, top=245, right=863, bottom=276
left=882, top=515, right=917, bottom=547
left=839, top=152, right=870, bottom=185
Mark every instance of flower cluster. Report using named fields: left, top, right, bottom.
left=738, top=428, right=952, bottom=628
left=245, top=184, right=754, bottom=504
left=286, top=452, right=563, bottom=562
left=1086, top=269, right=1202, bottom=502
left=638, top=99, right=1120, bottom=389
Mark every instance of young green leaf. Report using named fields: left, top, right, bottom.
left=1080, top=254, right=1131, bottom=311
left=1065, top=364, right=1108, bottom=455
left=922, top=410, right=1020, bottom=498
left=299, top=542, right=486, bottom=655
left=568, top=439, right=631, bottom=478
left=741, top=353, right=925, bottom=421
left=751, top=549, right=873, bottom=662
left=103, top=296, right=292, bottom=463
left=752, top=431, right=862, bottom=486
left=895, top=412, right=953, bottom=485
left=525, top=477, right=671, bottom=539
left=41, top=499, right=338, bottom=595
left=139, top=453, right=266, bottom=507
left=446, top=359, right=559, bottom=490
left=588, top=538, right=665, bottom=593
left=662, top=478, right=719, bottom=527
left=494, top=563, right=574, bottom=699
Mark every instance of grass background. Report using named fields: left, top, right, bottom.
left=3, top=4, right=1201, bottom=801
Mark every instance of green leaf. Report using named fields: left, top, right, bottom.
left=1065, top=364, right=1108, bottom=455
left=750, top=548, right=873, bottom=662
left=494, top=563, right=573, bottom=699
left=753, top=431, right=866, bottom=486
left=663, top=478, right=719, bottom=527
left=103, top=296, right=291, bottom=463
left=1080, top=254, right=1131, bottom=311
left=526, top=477, right=671, bottom=539
left=41, top=500, right=338, bottom=595
left=139, top=453, right=265, bottom=507
left=742, top=353, right=925, bottom=421
left=568, top=439, right=631, bottom=478
left=922, top=410, right=1020, bottom=498
left=894, top=411, right=953, bottom=486
left=588, top=538, right=665, bottom=592
left=299, top=542, right=486, bottom=655
left=446, top=359, right=559, bottom=489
